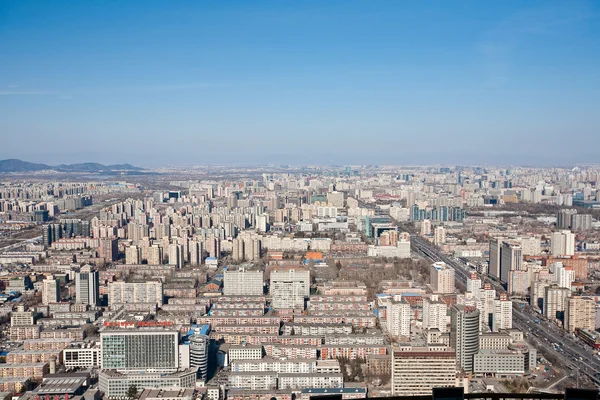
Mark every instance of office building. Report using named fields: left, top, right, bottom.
left=270, top=267, right=310, bottom=309
left=189, top=334, right=209, bottom=381
left=101, top=329, right=180, bottom=373
left=451, top=305, right=480, bottom=373
left=391, top=344, right=456, bottom=396
left=430, top=262, right=455, bottom=294
left=499, top=241, right=522, bottom=284
left=224, top=269, right=264, bottom=296
left=75, top=265, right=100, bottom=306
left=98, top=369, right=197, bottom=399
left=488, top=237, right=504, bottom=279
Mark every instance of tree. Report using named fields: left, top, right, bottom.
left=127, top=385, right=138, bottom=400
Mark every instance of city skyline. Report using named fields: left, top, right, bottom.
left=2, top=1, right=600, bottom=165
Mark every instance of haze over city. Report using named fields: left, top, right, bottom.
left=2, top=0, right=600, bottom=166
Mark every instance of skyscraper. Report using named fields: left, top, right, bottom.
left=450, top=305, right=480, bottom=373
left=488, top=237, right=504, bottom=279
left=499, top=241, right=522, bottom=284
left=76, top=265, right=100, bottom=306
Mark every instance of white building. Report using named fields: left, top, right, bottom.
left=42, top=277, right=60, bottom=305
left=386, top=298, right=411, bottom=338
left=270, top=267, right=310, bottom=309
left=224, top=269, right=264, bottom=296
left=430, top=262, right=455, bottom=294
left=551, top=230, right=575, bottom=257
left=423, top=296, right=448, bottom=333
left=108, top=281, right=164, bottom=307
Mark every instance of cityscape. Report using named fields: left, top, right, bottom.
left=2, top=1, right=600, bottom=400
left=1, top=164, right=600, bottom=399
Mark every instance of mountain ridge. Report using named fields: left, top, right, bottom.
left=0, top=159, right=143, bottom=173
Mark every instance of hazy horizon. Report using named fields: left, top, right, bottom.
left=2, top=1, right=599, bottom=166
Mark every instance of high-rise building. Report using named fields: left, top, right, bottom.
left=450, top=305, right=480, bottom=373
left=488, top=238, right=504, bottom=279
left=168, top=243, right=184, bottom=268
left=572, top=214, right=593, bottom=231
left=386, top=298, right=412, bottom=338
left=327, top=191, right=344, bottom=208
left=256, top=214, right=268, bottom=232
left=189, top=334, right=209, bottom=381
left=567, top=296, right=596, bottom=333
left=550, top=230, right=575, bottom=257
left=420, top=219, right=432, bottom=236
left=557, top=209, right=578, bottom=229
left=76, top=265, right=100, bottom=306
left=499, top=241, right=522, bottom=284
left=42, top=277, right=60, bottom=305
left=391, top=344, right=456, bottom=396
left=423, top=296, right=448, bottom=333
left=467, top=273, right=482, bottom=298
left=434, top=226, right=446, bottom=245
left=544, top=285, right=570, bottom=321
left=223, top=269, right=264, bottom=296
left=99, top=237, right=119, bottom=261
left=493, top=293, right=512, bottom=331
left=125, top=245, right=141, bottom=265
left=148, top=244, right=164, bottom=265
left=232, top=238, right=245, bottom=262
left=101, top=329, right=180, bottom=373
left=108, top=281, right=164, bottom=307
left=553, top=262, right=574, bottom=289
left=430, top=262, right=455, bottom=294
left=270, top=267, right=310, bottom=309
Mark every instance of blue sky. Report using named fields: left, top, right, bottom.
left=1, top=1, right=599, bottom=166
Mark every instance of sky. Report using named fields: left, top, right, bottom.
left=1, top=0, right=599, bottom=167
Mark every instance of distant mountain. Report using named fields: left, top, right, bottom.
left=0, top=159, right=143, bottom=173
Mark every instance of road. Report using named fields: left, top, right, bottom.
left=398, top=221, right=600, bottom=387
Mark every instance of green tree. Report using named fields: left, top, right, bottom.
left=127, top=385, right=138, bottom=400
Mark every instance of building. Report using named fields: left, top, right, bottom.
left=228, top=345, right=263, bottom=363
left=493, top=294, right=512, bottom=331
left=125, top=245, right=142, bottom=265
left=75, top=265, right=100, bottom=306
left=269, top=267, right=310, bottom=309
left=488, top=238, right=504, bottom=279
left=567, top=296, right=596, bottom=333
left=188, top=334, right=209, bottom=381
left=544, top=285, right=571, bottom=322
left=98, top=368, right=197, bottom=399
left=42, top=277, right=60, bottom=305
left=422, top=296, right=448, bottom=333
left=450, top=305, right=480, bottom=373
left=551, top=230, right=575, bottom=257
left=101, top=329, right=180, bottom=373
left=148, top=244, right=164, bottom=265
left=63, top=343, right=101, bottom=369
left=434, top=226, right=446, bottom=245
left=557, top=209, right=578, bottom=229
left=108, top=281, right=164, bottom=307
left=168, top=243, right=184, bottom=268
left=430, top=262, right=455, bottom=294
left=499, top=241, right=522, bottom=284
left=224, top=269, right=264, bottom=296
left=391, top=345, right=456, bottom=396
left=11, top=305, right=34, bottom=326
left=386, top=298, right=411, bottom=338
left=473, top=350, right=525, bottom=376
